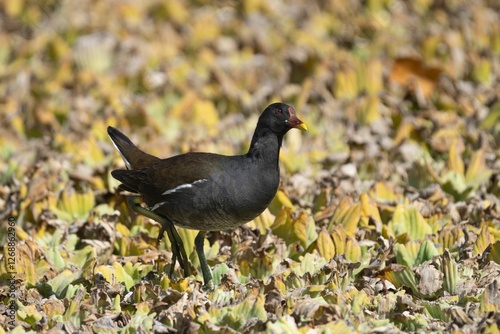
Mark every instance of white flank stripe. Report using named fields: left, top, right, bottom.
left=151, top=201, right=167, bottom=211
left=162, top=183, right=192, bottom=195
left=162, top=178, right=209, bottom=195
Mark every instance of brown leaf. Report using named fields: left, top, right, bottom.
left=389, top=57, right=443, bottom=98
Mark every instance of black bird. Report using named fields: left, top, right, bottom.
left=108, top=103, right=307, bottom=287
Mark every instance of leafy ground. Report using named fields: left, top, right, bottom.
left=1, top=0, right=500, bottom=333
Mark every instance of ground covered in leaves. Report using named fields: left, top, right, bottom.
left=1, top=0, right=500, bottom=333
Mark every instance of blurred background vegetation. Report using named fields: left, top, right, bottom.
left=0, top=0, right=499, bottom=332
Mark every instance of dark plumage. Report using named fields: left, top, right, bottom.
left=108, top=102, right=307, bottom=287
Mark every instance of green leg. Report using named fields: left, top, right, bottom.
left=127, top=196, right=190, bottom=278
left=195, top=231, right=213, bottom=289
left=161, top=219, right=191, bottom=278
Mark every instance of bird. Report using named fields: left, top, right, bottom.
left=108, top=102, right=307, bottom=288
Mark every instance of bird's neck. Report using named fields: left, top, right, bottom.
left=247, top=129, right=283, bottom=167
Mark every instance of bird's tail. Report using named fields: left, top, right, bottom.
left=107, top=126, right=160, bottom=170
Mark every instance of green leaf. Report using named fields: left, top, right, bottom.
left=68, top=246, right=96, bottom=268
left=45, top=245, right=66, bottom=271
left=53, top=188, right=95, bottom=222
left=489, top=240, right=500, bottom=264
left=394, top=243, right=415, bottom=267
left=212, top=263, right=231, bottom=286
left=266, top=315, right=301, bottom=333
left=390, top=205, right=432, bottom=241
left=119, top=312, right=155, bottom=334
left=480, top=102, right=500, bottom=130
left=17, top=304, right=43, bottom=328
left=442, top=250, right=458, bottom=295
left=294, top=253, right=327, bottom=277
left=205, top=292, right=267, bottom=330
left=415, top=240, right=439, bottom=265
left=379, top=264, right=420, bottom=297
left=442, top=171, right=468, bottom=199
left=94, top=262, right=135, bottom=291
left=46, top=269, right=82, bottom=298
left=422, top=301, right=450, bottom=321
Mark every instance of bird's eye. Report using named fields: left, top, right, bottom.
left=274, top=109, right=283, bottom=115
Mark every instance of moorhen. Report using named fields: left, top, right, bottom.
left=108, top=103, right=307, bottom=287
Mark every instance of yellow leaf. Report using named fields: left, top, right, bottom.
left=334, top=64, right=358, bottom=100
left=317, top=228, right=335, bottom=260
left=439, top=225, right=464, bottom=250
left=357, top=94, right=381, bottom=125
left=323, top=320, right=356, bottom=333
left=480, top=280, right=500, bottom=313
left=54, top=188, right=95, bottom=222
left=135, top=301, right=151, bottom=314
left=269, top=190, right=295, bottom=215
left=249, top=209, right=275, bottom=234
left=465, top=149, right=492, bottom=187
left=114, top=295, right=121, bottom=312
left=345, top=237, right=361, bottom=262
left=351, top=289, right=368, bottom=314
left=363, top=58, right=384, bottom=95
left=170, top=278, right=190, bottom=292
left=163, top=1, right=188, bottom=23
left=393, top=122, right=415, bottom=146
left=330, top=224, right=347, bottom=256
left=15, top=225, right=29, bottom=241
left=4, top=0, right=24, bottom=16
left=193, top=99, right=220, bottom=135
left=370, top=181, right=400, bottom=202
left=177, top=227, right=197, bottom=260
left=328, top=196, right=361, bottom=235
left=474, top=225, right=494, bottom=255
left=189, top=12, right=220, bottom=49
left=15, top=240, right=40, bottom=286
left=115, top=223, right=130, bottom=237
left=406, top=240, right=422, bottom=264
left=359, top=192, right=382, bottom=227
left=280, top=147, right=308, bottom=173
left=472, top=58, right=492, bottom=84
left=448, top=139, right=464, bottom=175
left=271, top=208, right=308, bottom=247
